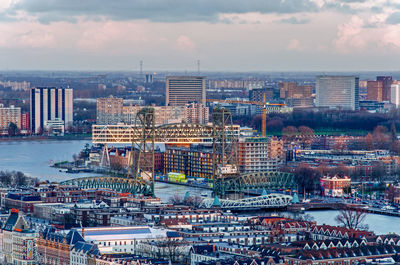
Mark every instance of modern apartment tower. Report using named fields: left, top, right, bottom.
left=377, top=76, right=392, bottom=101
left=391, top=82, right=400, bottom=108
left=166, top=76, right=206, bottom=106
left=315, top=76, right=359, bottom=111
left=30, top=87, right=73, bottom=134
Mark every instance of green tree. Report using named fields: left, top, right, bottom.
left=7, top=122, right=19, bottom=136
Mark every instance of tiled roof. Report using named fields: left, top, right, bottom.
left=294, top=245, right=400, bottom=260
left=3, top=211, right=19, bottom=231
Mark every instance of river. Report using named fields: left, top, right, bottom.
left=0, top=139, right=211, bottom=201
left=0, top=139, right=398, bottom=235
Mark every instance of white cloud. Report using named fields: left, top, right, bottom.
left=175, top=35, right=196, bottom=51
left=287, top=39, right=303, bottom=51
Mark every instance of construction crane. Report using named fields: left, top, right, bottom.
left=207, top=94, right=286, bottom=137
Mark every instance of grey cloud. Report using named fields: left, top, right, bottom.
left=7, top=0, right=320, bottom=23
left=386, top=12, right=400, bottom=24
left=279, top=17, right=310, bottom=24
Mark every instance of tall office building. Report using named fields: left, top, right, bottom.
left=166, top=76, right=206, bottom=106
left=367, top=81, right=383, bottom=101
left=377, top=76, right=392, bottom=101
left=315, top=76, right=359, bottom=111
left=30, top=87, right=73, bottom=134
left=391, top=82, right=400, bottom=108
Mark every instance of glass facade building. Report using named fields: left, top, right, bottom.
left=316, top=76, right=359, bottom=111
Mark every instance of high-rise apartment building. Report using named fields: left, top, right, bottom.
left=96, top=96, right=123, bottom=125
left=391, top=82, right=400, bottom=108
left=238, top=137, right=285, bottom=173
left=166, top=76, right=206, bottom=106
left=367, top=81, right=383, bottom=101
left=315, top=76, right=359, bottom=111
left=185, top=103, right=209, bottom=124
left=30, top=87, right=73, bottom=134
left=0, top=104, right=21, bottom=130
left=377, top=76, right=392, bottom=101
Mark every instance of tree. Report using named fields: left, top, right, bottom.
left=282, top=126, right=298, bottom=143
left=298, top=126, right=314, bottom=148
left=391, top=122, right=397, bottom=142
left=294, top=163, right=321, bottom=195
left=169, top=194, right=184, bottom=205
left=14, top=171, right=27, bottom=187
left=7, top=122, right=19, bottom=136
left=335, top=208, right=368, bottom=230
left=365, top=133, right=374, bottom=150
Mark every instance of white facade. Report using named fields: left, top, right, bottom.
left=30, top=87, right=73, bottom=134
left=80, top=226, right=169, bottom=254
left=391, top=83, right=400, bottom=107
left=316, top=76, right=359, bottom=111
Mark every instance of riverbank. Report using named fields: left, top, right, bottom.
left=0, top=134, right=91, bottom=142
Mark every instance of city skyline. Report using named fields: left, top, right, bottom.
left=0, top=0, right=400, bottom=71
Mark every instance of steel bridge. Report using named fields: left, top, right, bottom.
left=59, top=170, right=296, bottom=198
left=92, top=123, right=240, bottom=144
left=59, top=176, right=152, bottom=195
left=200, top=193, right=293, bottom=209
left=213, top=171, right=297, bottom=197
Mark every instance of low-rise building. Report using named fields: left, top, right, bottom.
left=320, top=175, right=351, bottom=197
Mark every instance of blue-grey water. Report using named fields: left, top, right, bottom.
left=0, top=139, right=210, bottom=201
left=0, top=140, right=397, bottom=235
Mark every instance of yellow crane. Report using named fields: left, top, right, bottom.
left=207, top=94, right=286, bottom=137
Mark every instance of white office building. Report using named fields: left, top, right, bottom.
left=316, top=76, right=359, bottom=111
left=30, top=87, right=73, bottom=134
left=391, top=83, right=400, bottom=108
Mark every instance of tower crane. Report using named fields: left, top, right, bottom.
left=207, top=94, right=286, bottom=137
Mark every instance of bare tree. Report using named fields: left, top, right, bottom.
left=335, top=208, right=368, bottom=230
left=282, top=126, right=298, bottom=143
left=298, top=126, right=314, bottom=148
left=168, top=194, right=184, bottom=205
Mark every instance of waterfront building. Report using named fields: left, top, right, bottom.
left=238, top=137, right=285, bottom=173
left=391, top=82, right=400, bottom=107
left=96, top=96, right=124, bottom=125
left=30, top=87, right=73, bottom=134
left=166, top=76, right=206, bottom=106
left=367, top=80, right=383, bottom=101
left=36, top=227, right=85, bottom=265
left=320, top=175, right=351, bottom=197
left=163, top=146, right=216, bottom=179
left=377, top=76, right=392, bottom=101
left=315, top=76, right=359, bottom=110
left=21, top=112, right=29, bottom=131
left=0, top=104, right=21, bottom=130
left=2, top=209, right=36, bottom=265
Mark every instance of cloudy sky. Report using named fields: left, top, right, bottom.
left=1, top=0, right=400, bottom=71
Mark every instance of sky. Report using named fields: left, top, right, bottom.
left=1, top=0, right=400, bottom=72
